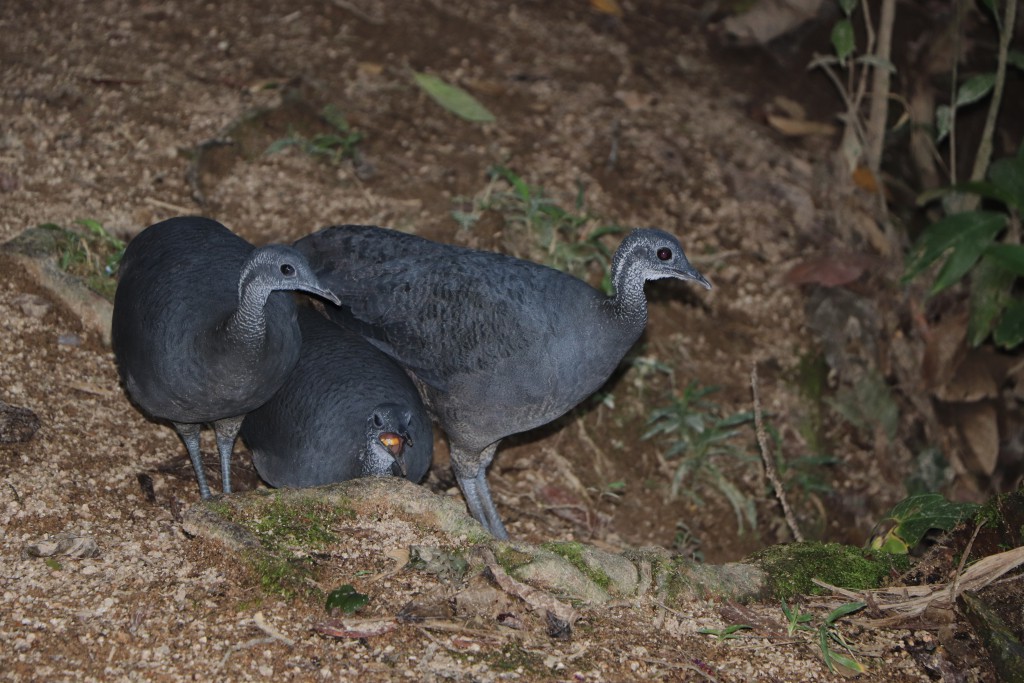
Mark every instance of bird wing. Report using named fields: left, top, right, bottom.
left=317, top=253, right=563, bottom=392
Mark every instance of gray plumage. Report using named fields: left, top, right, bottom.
left=112, top=215, right=339, bottom=499
left=240, top=306, right=433, bottom=487
left=294, top=224, right=711, bottom=539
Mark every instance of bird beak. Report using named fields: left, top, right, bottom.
left=379, top=432, right=405, bottom=456
left=379, top=432, right=408, bottom=478
left=679, top=263, right=712, bottom=290
left=316, top=286, right=342, bottom=305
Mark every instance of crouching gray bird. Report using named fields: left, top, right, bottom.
left=240, top=306, right=433, bottom=487
left=112, top=215, right=339, bottom=499
left=294, top=225, right=711, bottom=539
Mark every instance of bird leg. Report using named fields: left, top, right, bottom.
left=173, top=421, right=211, bottom=500
left=212, top=415, right=245, bottom=495
left=452, top=443, right=508, bottom=540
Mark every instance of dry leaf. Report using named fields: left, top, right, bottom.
left=314, top=617, right=397, bottom=639
left=852, top=165, right=882, bottom=193
left=922, top=310, right=970, bottom=393
left=766, top=114, right=837, bottom=137
left=784, top=253, right=878, bottom=287
left=952, top=402, right=1000, bottom=477
left=933, top=351, right=1001, bottom=403
left=590, top=0, right=623, bottom=18
left=772, top=95, right=806, bottom=120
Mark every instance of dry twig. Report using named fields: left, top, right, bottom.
left=751, top=365, right=804, bottom=542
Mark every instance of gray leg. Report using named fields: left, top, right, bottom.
left=452, top=443, right=508, bottom=540
left=212, top=415, right=244, bottom=495
left=173, top=421, right=210, bottom=499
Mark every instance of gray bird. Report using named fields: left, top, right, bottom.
left=294, top=224, right=711, bottom=539
left=112, top=216, right=339, bottom=499
left=240, top=306, right=433, bottom=487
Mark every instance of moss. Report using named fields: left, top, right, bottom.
left=541, top=541, right=612, bottom=591
left=230, top=494, right=354, bottom=553
left=750, top=542, right=909, bottom=600
left=247, top=552, right=317, bottom=599
left=495, top=547, right=535, bottom=573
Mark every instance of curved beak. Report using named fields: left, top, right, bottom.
left=678, top=262, right=712, bottom=290
left=379, top=432, right=407, bottom=477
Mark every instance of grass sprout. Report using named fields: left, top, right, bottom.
left=643, top=381, right=757, bottom=533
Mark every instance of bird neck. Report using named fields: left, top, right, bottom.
left=604, top=246, right=649, bottom=328
left=221, top=269, right=273, bottom=352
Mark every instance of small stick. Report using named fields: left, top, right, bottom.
left=751, top=364, right=804, bottom=542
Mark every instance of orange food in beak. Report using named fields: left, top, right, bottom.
left=379, top=433, right=404, bottom=456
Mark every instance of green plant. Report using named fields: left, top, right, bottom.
left=325, top=584, right=369, bottom=615
left=643, top=381, right=757, bottom=533
left=867, top=492, right=979, bottom=554
left=809, top=0, right=896, bottom=175
left=454, top=167, right=625, bottom=291
left=49, top=218, right=125, bottom=300
left=817, top=602, right=867, bottom=674
left=697, top=623, right=751, bottom=641
left=781, top=599, right=814, bottom=637
left=904, top=144, right=1024, bottom=349
left=266, top=104, right=363, bottom=165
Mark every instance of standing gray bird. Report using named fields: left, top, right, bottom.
left=112, top=216, right=339, bottom=499
left=240, top=306, right=433, bottom=487
left=294, top=225, right=711, bottom=539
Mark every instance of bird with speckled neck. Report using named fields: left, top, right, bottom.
left=112, top=216, right=339, bottom=499
left=295, top=224, right=710, bottom=539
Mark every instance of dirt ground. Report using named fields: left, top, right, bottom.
left=0, top=0, right=1016, bottom=681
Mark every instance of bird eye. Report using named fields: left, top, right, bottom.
left=372, top=413, right=384, bottom=428
left=657, top=247, right=672, bottom=261
left=280, top=263, right=296, bottom=276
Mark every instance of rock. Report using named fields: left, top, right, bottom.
left=0, top=400, right=40, bottom=444
left=25, top=532, right=101, bottom=559
left=1, top=225, right=114, bottom=346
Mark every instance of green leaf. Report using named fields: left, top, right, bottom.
left=930, top=233, right=990, bottom=295
left=955, top=73, right=996, bottom=108
left=903, top=211, right=1007, bottom=284
left=1009, top=49, right=1024, bottom=72
left=935, top=104, right=951, bottom=143
left=325, top=584, right=370, bottom=614
left=321, top=104, right=351, bottom=132
left=988, top=154, right=1024, bottom=211
left=984, top=244, right=1024, bottom=275
left=968, top=254, right=1017, bottom=346
left=868, top=493, right=979, bottom=553
left=831, top=19, right=855, bottom=62
left=412, top=72, right=495, bottom=123
left=994, top=298, right=1024, bottom=349
left=838, top=0, right=857, bottom=16
left=824, top=601, right=866, bottom=624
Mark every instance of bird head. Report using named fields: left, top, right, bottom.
left=241, top=244, right=341, bottom=305
left=363, top=403, right=414, bottom=478
left=615, top=228, right=711, bottom=289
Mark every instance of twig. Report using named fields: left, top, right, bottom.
left=218, top=636, right=275, bottom=670
left=252, top=611, right=295, bottom=646
left=641, top=657, right=719, bottom=681
left=144, top=197, right=195, bottom=215
left=865, top=0, right=895, bottom=174
left=949, top=522, right=982, bottom=603
left=750, top=365, right=804, bottom=542
left=328, top=0, right=386, bottom=24
left=964, top=0, right=1018, bottom=208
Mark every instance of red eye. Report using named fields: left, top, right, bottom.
left=657, top=247, right=672, bottom=261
